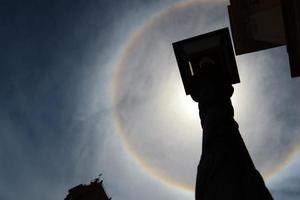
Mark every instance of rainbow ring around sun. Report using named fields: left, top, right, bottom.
left=112, top=0, right=300, bottom=192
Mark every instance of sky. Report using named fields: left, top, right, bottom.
left=0, top=0, right=300, bottom=200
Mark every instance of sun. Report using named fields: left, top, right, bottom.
left=167, top=82, right=199, bottom=123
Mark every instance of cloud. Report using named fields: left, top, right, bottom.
left=0, top=0, right=191, bottom=200
left=1, top=0, right=300, bottom=200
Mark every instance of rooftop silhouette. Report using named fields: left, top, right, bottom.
left=65, top=178, right=111, bottom=200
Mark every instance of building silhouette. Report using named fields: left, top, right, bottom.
left=65, top=178, right=111, bottom=200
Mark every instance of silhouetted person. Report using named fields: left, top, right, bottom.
left=191, top=62, right=273, bottom=200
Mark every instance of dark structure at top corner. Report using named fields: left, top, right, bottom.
left=65, top=178, right=111, bottom=200
left=228, top=0, right=300, bottom=77
left=172, top=28, right=240, bottom=95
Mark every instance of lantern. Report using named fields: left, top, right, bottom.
left=172, top=28, right=240, bottom=95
